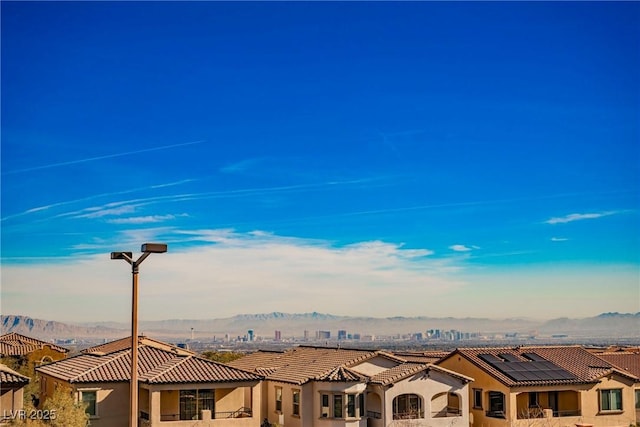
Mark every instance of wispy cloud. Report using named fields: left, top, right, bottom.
left=545, top=211, right=618, bottom=225
left=449, top=244, right=473, bottom=252
left=220, top=158, right=267, bottom=174
left=50, top=178, right=385, bottom=221
left=551, top=237, right=569, bottom=242
left=106, top=214, right=188, bottom=225
left=1, top=179, right=197, bottom=222
left=2, top=140, right=205, bottom=175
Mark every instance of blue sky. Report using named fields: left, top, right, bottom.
left=1, top=2, right=638, bottom=322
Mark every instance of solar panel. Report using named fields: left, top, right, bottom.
left=477, top=352, right=578, bottom=382
left=498, top=353, right=521, bottom=362
left=522, top=352, right=546, bottom=362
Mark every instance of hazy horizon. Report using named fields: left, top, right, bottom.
left=2, top=2, right=638, bottom=323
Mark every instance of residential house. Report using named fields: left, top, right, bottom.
left=437, top=346, right=639, bottom=427
left=594, top=349, right=640, bottom=424
left=36, top=336, right=263, bottom=427
left=0, top=332, right=68, bottom=370
left=228, top=345, right=472, bottom=427
left=0, top=363, right=30, bottom=421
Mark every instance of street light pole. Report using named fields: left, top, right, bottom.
left=111, top=243, right=167, bottom=427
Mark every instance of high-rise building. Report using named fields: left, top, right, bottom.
left=337, top=330, right=347, bottom=340
left=275, top=330, right=282, bottom=341
left=247, top=329, right=254, bottom=342
left=316, top=330, right=330, bottom=340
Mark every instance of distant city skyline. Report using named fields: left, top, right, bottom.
left=1, top=2, right=638, bottom=322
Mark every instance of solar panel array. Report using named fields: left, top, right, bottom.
left=478, top=353, right=578, bottom=382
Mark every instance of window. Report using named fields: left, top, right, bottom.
left=321, top=394, right=330, bottom=417
left=320, top=392, right=365, bottom=419
left=487, top=391, right=505, bottom=418
left=80, top=390, right=97, bottom=416
left=529, top=392, right=539, bottom=407
left=275, top=387, right=283, bottom=412
left=393, top=394, right=423, bottom=419
left=635, top=389, right=640, bottom=410
left=180, top=390, right=214, bottom=420
left=333, top=394, right=343, bottom=418
left=292, top=389, right=300, bottom=416
left=600, top=389, right=622, bottom=412
left=347, top=394, right=356, bottom=418
left=473, top=389, right=483, bottom=409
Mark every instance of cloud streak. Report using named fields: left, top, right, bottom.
left=449, top=244, right=472, bottom=252
left=545, top=211, right=618, bottom=224
left=2, top=140, right=205, bottom=175
left=106, top=214, right=187, bottom=225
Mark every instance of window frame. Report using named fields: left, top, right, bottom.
left=392, top=393, right=424, bottom=420
left=179, top=389, right=215, bottom=420
left=599, top=388, right=622, bottom=412
left=275, top=386, right=283, bottom=412
left=292, top=389, right=300, bottom=416
left=78, top=389, right=99, bottom=418
left=473, top=388, right=483, bottom=409
left=487, top=391, right=506, bottom=419
left=333, top=394, right=343, bottom=418
left=321, top=393, right=330, bottom=418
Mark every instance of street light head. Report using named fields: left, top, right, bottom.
left=111, top=251, right=133, bottom=260
left=141, top=243, right=168, bottom=253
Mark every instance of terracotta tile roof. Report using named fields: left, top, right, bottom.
left=228, top=346, right=378, bottom=385
left=370, top=362, right=429, bottom=385
left=229, top=345, right=470, bottom=387
left=392, top=350, right=452, bottom=364
left=37, top=337, right=260, bottom=385
left=596, top=352, right=640, bottom=379
left=81, top=336, right=193, bottom=356
left=315, top=366, right=369, bottom=382
left=0, top=363, right=30, bottom=385
left=142, top=356, right=262, bottom=384
left=442, top=346, right=637, bottom=387
left=0, top=333, right=68, bottom=356
left=368, top=362, right=472, bottom=386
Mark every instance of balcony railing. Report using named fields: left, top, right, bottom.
left=432, top=407, right=463, bottom=417
left=554, top=409, right=581, bottom=417
left=486, top=410, right=506, bottom=419
left=216, top=407, right=252, bottom=418
left=518, top=408, right=581, bottom=419
left=367, top=411, right=382, bottom=419
left=393, top=410, right=425, bottom=420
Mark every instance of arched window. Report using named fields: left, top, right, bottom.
left=393, top=394, right=424, bottom=419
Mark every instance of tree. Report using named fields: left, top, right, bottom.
left=10, top=386, right=88, bottom=427
left=1, top=356, right=40, bottom=410
left=200, top=351, right=244, bottom=363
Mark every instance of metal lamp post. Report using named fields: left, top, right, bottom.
left=111, top=243, right=167, bottom=427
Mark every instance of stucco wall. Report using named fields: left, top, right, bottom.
left=438, top=355, right=638, bottom=427
left=1, top=387, right=25, bottom=412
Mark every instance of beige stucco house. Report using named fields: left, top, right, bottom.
left=36, top=336, right=263, bottom=427
left=0, top=332, right=68, bottom=376
left=437, top=346, right=639, bottom=427
left=595, top=350, right=640, bottom=424
left=0, top=363, right=30, bottom=422
left=229, top=345, right=472, bottom=427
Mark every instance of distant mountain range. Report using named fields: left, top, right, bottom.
left=2, top=312, right=639, bottom=341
